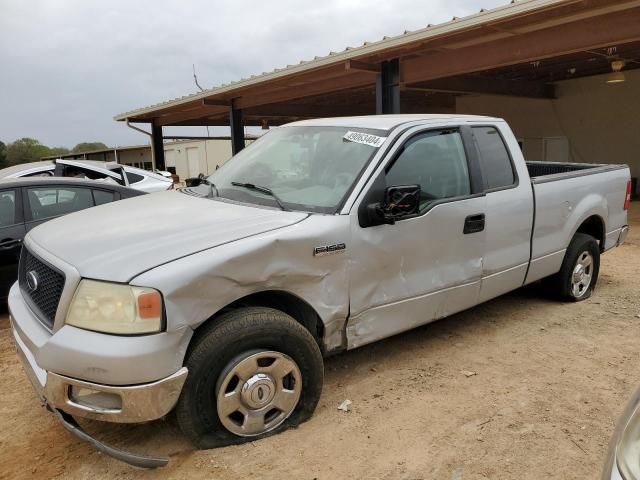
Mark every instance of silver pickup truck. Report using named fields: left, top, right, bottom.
left=9, top=115, right=631, bottom=466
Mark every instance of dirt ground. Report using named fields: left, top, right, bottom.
left=1, top=204, right=639, bottom=480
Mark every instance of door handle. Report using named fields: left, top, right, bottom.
left=0, top=238, right=22, bottom=249
left=463, top=214, right=485, bottom=234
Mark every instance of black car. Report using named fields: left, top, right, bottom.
left=0, top=177, right=145, bottom=301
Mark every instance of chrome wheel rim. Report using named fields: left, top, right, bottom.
left=571, top=251, right=593, bottom=298
left=216, top=351, right=302, bottom=437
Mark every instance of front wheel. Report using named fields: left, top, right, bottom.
left=547, top=232, right=600, bottom=302
left=175, top=307, right=324, bottom=448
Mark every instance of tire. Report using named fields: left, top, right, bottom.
left=175, top=307, right=324, bottom=449
left=546, top=232, right=600, bottom=302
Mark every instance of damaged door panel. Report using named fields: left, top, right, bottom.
left=347, top=125, right=487, bottom=348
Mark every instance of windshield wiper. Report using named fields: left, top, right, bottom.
left=231, top=181, right=290, bottom=211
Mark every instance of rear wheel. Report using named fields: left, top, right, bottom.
left=547, top=233, right=600, bottom=302
left=176, top=307, right=323, bottom=448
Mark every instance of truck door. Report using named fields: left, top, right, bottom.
left=469, top=125, right=533, bottom=302
left=347, top=126, right=486, bottom=349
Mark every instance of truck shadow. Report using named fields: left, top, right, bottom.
left=323, top=281, right=554, bottom=373
left=55, top=281, right=556, bottom=473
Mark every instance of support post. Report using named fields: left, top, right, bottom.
left=376, top=59, right=401, bottom=114
left=151, top=123, right=165, bottom=171
left=230, top=101, right=245, bottom=155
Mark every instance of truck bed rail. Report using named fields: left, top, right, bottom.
left=527, top=161, right=627, bottom=184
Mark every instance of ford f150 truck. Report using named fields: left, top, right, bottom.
left=9, top=115, right=631, bottom=466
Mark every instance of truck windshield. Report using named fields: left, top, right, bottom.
left=207, top=126, right=387, bottom=213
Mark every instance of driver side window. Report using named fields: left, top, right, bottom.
left=386, top=130, right=471, bottom=211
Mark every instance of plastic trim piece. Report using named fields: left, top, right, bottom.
left=52, top=408, right=168, bottom=469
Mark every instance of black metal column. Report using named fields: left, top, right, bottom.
left=376, top=59, right=401, bottom=114
left=151, top=123, right=165, bottom=171
left=230, top=101, right=245, bottom=155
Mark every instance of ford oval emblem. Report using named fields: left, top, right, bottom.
left=26, top=271, right=39, bottom=292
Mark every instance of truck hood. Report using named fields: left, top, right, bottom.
left=28, top=190, right=309, bottom=282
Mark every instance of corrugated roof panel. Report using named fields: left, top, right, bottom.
left=114, top=0, right=571, bottom=120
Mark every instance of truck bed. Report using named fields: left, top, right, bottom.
left=526, top=161, right=627, bottom=183
left=525, top=161, right=630, bottom=286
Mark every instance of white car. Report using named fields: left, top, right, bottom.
left=0, top=159, right=173, bottom=193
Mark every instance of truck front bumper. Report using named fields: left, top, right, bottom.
left=11, top=318, right=188, bottom=423
left=8, top=280, right=189, bottom=424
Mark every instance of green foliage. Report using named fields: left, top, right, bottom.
left=48, top=146, right=72, bottom=156
left=5, top=138, right=63, bottom=165
left=0, top=141, right=6, bottom=169
left=72, top=142, right=108, bottom=153
left=0, top=138, right=109, bottom=169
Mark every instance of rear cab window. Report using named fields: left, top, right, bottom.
left=472, top=126, right=516, bottom=190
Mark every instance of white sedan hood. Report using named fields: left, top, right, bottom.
left=27, top=190, right=308, bottom=282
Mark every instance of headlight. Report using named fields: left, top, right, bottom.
left=616, top=393, right=640, bottom=480
left=65, top=279, right=163, bottom=334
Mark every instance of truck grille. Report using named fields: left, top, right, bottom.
left=19, top=247, right=65, bottom=330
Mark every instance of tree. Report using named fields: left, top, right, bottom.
left=72, top=142, right=108, bottom=153
left=48, top=146, right=71, bottom=157
left=5, top=138, right=70, bottom=166
left=6, top=138, right=50, bottom=165
left=0, top=141, right=6, bottom=169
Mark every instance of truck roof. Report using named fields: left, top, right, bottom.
left=286, top=114, right=503, bottom=131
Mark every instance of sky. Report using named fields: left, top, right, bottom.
left=0, top=0, right=507, bottom=148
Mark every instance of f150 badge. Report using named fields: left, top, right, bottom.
left=313, top=243, right=346, bottom=257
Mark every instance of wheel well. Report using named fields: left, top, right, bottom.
left=197, top=291, right=324, bottom=346
left=576, top=215, right=605, bottom=251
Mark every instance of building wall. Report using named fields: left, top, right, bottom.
left=117, top=148, right=153, bottom=170
left=80, top=151, right=117, bottom=162
left=163, top=138, right=253, bottom=180
left=455, top=69, right=640, bottom=182
left=112, top=139, right=241, bottom=180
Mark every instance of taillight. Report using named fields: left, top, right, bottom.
left=624, top=179, right=632, bottom=210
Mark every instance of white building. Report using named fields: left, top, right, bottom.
left=163, top=136, right=256, bottom=180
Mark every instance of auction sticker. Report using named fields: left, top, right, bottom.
left=343, top=131, right=387, bottom=148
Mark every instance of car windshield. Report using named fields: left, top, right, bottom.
left=207, top=126, right=387, bottom=213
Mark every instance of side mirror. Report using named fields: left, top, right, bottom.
left=366, top=185, right=421, bottom=225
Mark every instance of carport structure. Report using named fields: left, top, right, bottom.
left=114, top=0, right=640, bottom=181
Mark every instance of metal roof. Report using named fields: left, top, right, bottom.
left=114, top=0, right=570, bottom=121
left=40, top=144, right=150, bottom=160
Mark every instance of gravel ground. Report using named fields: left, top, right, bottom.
left=0, top=204, right=638, bottom=480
